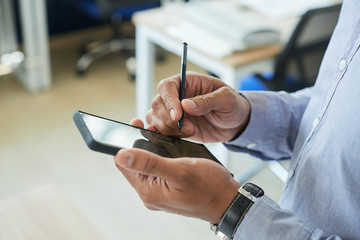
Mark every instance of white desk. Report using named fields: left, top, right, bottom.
left=0, top=0, right=51, bottom=93
left=133, top=3, right=289, bottom=121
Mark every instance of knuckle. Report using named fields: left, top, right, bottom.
left=157, top=76, right=178, bottom=92
left=187, top=70, right=197, bottom=75
left=157, top=78, right=167, bottom=92
left=150, top=95, right=161, bottom=110
left=221, top=87, right=238, bottom=105
left=186, top=71, right=197, bottom=80
left=221, top=86, right=235, bottom=95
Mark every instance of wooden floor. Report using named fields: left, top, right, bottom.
left=0, top=26, right=284, bottom=240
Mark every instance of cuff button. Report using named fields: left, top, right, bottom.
left=246, top=143, right=257, bottom=149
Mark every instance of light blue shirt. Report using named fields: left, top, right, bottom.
left=225, top=0, right=360, bottom=239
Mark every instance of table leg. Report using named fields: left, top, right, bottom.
left=0, top=0, right=18, bottom=54
left=0, top=0, right=23, bottom=75
left=16, top=0, right=51, bottom=93
left=136, top=25, right=155, bottom=121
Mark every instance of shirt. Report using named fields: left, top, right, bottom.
left=225, top=0, right=360, bottom=239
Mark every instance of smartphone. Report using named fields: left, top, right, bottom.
left=73, top=110, right=223, bottom=166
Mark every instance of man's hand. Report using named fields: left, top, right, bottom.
left=146, top=71, right=250, bottom=143
left=114, top=147, right=240, bottom=224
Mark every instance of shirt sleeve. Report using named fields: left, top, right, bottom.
left=234, top=196, right=343, bottom=240
left=224, top=88, right=312, bottom=160
left=225, top=88, right=344, bottom=239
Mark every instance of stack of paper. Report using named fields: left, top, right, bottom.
left=236, top=0, right=341, bottom=20
left=165, top=1, right=280, bottom=58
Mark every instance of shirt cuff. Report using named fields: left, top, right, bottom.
left=225, top=91, right=284, bottom=160
left=233, top=196, right=313, bottom=240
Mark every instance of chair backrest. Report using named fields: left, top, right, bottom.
left=270, top=4, right=342, bottom=92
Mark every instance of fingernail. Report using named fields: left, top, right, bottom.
left=170, top=109, right=176, bottom=120
left=121, top=151, right=134, bottom=167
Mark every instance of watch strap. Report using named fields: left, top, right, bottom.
left=213, top=183, right=264, bottom=239
left=217, top=193, right=254, bottom=239
left=243, top=182, right=264, bottom=198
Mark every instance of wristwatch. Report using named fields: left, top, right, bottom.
left=211, top=183, right=264, bottom=240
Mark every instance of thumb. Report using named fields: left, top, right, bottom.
left=182, top=88, right=228, bottom=116
left=115, top=148, right=175, bottom=179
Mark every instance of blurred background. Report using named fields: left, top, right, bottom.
left=0, top=0, right=341, bottom=239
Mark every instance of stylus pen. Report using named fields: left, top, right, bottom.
left=178, top=42, right=188, bottom=130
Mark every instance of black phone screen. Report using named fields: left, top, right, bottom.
left=73, top=111, right=222, bottom=165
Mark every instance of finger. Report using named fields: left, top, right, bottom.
left=182, top=87, right=235, bottom=116
left=130, top=118, right=144, bottom=128
left=115, top=148, right=176, bottom=180
left=146, top=125, right=157, bottom=132
left=149, top=95, right=176, bottom=128
left=157, top=76, right=183, bottom=121
left=147, top=108, right=183, bottom=136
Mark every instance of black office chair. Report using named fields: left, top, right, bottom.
left=239, top=4, right=342, bottom=92
left=75, top=0, right=160, bottom=76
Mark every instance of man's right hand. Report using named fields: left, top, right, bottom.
left=146, top=71, right=251, bottom=143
